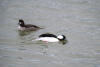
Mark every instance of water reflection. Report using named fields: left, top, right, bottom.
left=60, top=39, right=68, bottom=45
left=18, top=30, right=34, bottom=36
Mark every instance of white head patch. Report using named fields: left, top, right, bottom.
left=19, top=22, right=22, bottom=24
left=57, top=35, right=63, bottom=39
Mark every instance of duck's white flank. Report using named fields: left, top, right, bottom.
left=35, top=37, right=59, bottom=42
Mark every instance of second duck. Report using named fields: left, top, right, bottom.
left=18, top=19, right=42, bottom=31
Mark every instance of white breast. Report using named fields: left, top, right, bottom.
left=18, top=26, right=21, bottom=29
left=18, top=26, right=25, bottom=30
left=36, top=37, right=59, bottom=42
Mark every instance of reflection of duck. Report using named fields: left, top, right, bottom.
left=18, top=30, right=33, bottom=36
left=18, top=19, right=42, bottom=31
left=34, top=33, right=67, bottom=44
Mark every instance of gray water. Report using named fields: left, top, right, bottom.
left=0, top=0, right=100, bottom=67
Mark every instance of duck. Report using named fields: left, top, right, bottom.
left=18, top=19, right=42, bottom=31
left=34, top=33, right=67, bottom=44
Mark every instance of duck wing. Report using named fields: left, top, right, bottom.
left=39, top=33, right=57, bottom=38
left=25, top=24, right=40, bottom=28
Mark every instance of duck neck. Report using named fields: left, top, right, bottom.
left=20, top=24, right=25, bottom=27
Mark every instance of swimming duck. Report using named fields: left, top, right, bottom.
left=18, top=19, right=41, bottom=31
left=34, top=33, right=66, bottom=43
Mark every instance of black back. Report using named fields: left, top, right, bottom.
left=25, top=24, right=40, bottom=28
left=39, top=33, right=57, bottom=38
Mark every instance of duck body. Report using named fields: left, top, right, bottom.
left=35, top=33, right=66, bottom=43
left=18, top=19, right=41, bottom=31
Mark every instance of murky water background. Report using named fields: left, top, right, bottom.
left=0, top=0, right=100, bottom=67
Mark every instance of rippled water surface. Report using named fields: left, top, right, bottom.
left=0, top=0, right=100, bottom=67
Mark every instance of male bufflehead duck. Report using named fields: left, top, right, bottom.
left=18, top=19, right=41, bottom=31
left=34, top=33, right=67, bottom=44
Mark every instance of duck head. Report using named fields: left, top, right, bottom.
left=57, top=35, right=67, bottom=45
left=18, top=19, right=25, bottom=27
left=57, top=35, right=66, bottom=41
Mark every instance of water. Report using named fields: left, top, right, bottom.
left=0, top=0, right=100, bottom=67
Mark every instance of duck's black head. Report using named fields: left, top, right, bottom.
left=18, top=19, right=25, bottom=27
left=57, top=35, right=66, bottom=41
left=57, top=35, right=67, bottom=45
